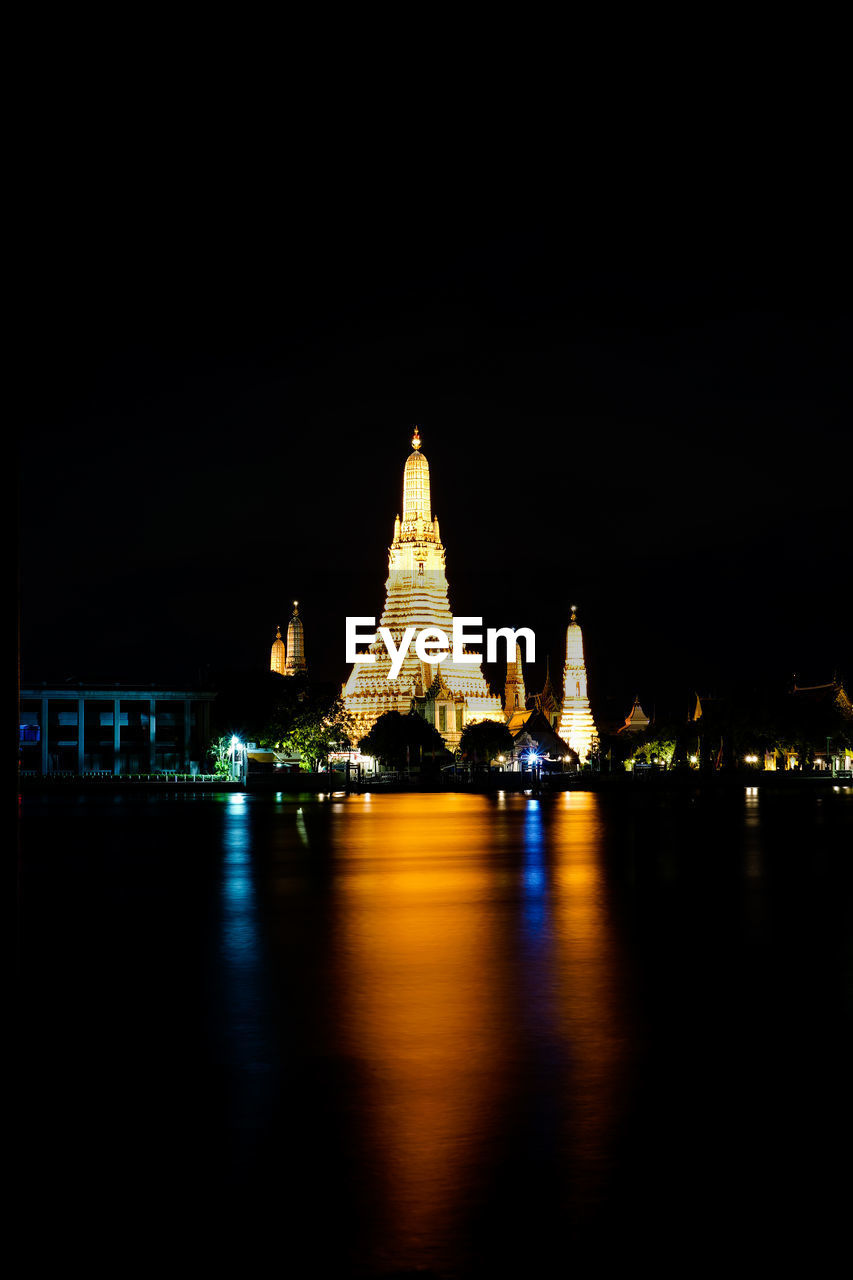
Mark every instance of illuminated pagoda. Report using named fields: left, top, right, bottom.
left=343, top=428, right=504, bottom=746
left=504, top=642, right=526, bottom=714
left=270, top=625, right=286, bottom=675
left=504, top=643, right=533, bottom=736
left=556, top=605, right=597, bottom=762
left=284, top=601, right=307, bottom=675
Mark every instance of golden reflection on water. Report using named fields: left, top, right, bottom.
left=329, top=790, right=629, bottom=1263
left=549, top=792, right=631, bottom=1209
left=331, top=794, right=509, bottom=1257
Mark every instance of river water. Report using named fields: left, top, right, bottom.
left=16, top=787, right=853, bottom=1275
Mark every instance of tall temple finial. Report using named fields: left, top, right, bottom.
left=402, top=426, right=431, bottom=524
left=557, top=602, right=596, bottom=762
left=270, top=623, right=286, bottom=675
left=285, top=600, right=306, bottom=675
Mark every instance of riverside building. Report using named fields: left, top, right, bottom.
left=19, top=684, right=216, bottom=775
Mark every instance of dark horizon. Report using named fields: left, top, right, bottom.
left=18, top=220, right=850, bottom=712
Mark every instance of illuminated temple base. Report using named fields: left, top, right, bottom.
left=556, top=701, right=597, bottom=762
left=343, top=567, right=504, bottom=749
left=343, top=432, right=503, bottom=748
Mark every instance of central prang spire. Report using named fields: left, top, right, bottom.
left=402, top=425, right=431, bottom=525
left=342, top=427, right=504, bottom=745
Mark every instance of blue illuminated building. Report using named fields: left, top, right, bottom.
left=19, top=682, right=216, bottom=775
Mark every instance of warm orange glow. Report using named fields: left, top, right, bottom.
left=326, top=791, right=634, bottom=1261
left=329, top=794, right=512, bottom=1258
left=549, top=792, right=633, bottom=1206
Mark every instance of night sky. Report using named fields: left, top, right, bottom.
left=17, top=186, right=851, bottom=720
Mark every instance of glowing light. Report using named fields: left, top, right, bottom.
left=557, top=604, right=596, bottom=762
left=343, top=430, right=503, bottom=742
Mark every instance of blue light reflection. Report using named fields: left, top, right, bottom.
left=216, top=795, right=276, bottom=1161
left=522, top=799, right=547, bottom=932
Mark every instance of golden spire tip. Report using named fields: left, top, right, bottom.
left=411, top=426, right=422, bottom=450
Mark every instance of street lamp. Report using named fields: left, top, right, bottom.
left=229, top=735, right=246, bottom=784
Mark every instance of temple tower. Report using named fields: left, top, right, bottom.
left=343, top=428, right=504, bottom=745
left=284, top=601, right=306, bottom=675
left=504, top=643, right=527, bottom=715
left=556, top=605, right=597, bottom=761
left=270, top=625, right=286, bottom=675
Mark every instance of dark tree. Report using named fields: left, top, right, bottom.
left=458, top=718, right=514, bottom=764
left=359, top=711, right=450, bottom=770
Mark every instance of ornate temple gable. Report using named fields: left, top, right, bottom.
left=791, top=678, right=853, bottom=720
left=619, top=696, right=650, bottom=733
left=531, top=655, right=561, bottom=728
left=507, top=707, right=533, bottom=736
left=512, top=710, right=575, bottom=763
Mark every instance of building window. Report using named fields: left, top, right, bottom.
left=438, top=705, right=447, bottom=733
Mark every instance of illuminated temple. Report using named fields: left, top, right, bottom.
left=285, top=601, right=306, bottom=675
left=504, top=643, right=533, bottom=736
left=270, top=625, right=285, bottom=675
left=270, top=601, right=307, bottom=676
left=343, top=429, right=504, bottom=747
left=556, top=605, right=597, bottom=761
